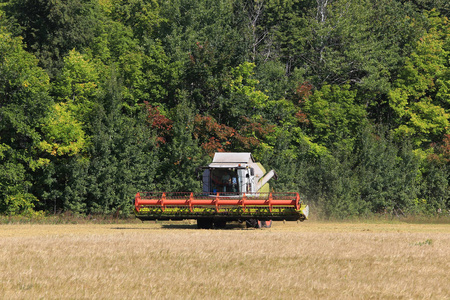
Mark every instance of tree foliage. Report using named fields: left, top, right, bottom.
left=0, top=1, right=449, bottom=217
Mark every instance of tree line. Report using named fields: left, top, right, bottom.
left=0, top=0, right=449, bottom=217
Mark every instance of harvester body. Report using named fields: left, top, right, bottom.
left=134, top=152, right=309, bottom=228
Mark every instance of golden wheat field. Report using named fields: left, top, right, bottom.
left=0, top=221, right=449, bottom=299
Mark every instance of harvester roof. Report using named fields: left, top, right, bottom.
left=208, top=152, right=255, bottom=168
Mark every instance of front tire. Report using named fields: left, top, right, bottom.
left=246, top=218, right=258, bottom=228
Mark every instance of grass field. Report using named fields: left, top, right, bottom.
left=0, top=221, right=449, bottom=299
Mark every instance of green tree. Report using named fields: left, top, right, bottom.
left=116, top=41, right=176, bottom=111
left=38, top=103, right=86, bottom=157
left=158, top=0, right=246, bottom=62
left=298, top=149, right=364, bottom=218
left=388, top=11, right=450, bottom=147
left=407, top=0, right=450, bottom=18
left=417, top=157, right=449, bottom=213
left=0, top=22, right=52, bottom=214
left=3, top=0, right=106, bottom=76
left=32, top=50, right=96, bottom=213
left=301, top=84, right=367, bottom=151
left=353, top=126, right=420, bottom=214
left=109, top=0, right=163, bottom=40
left=0, top=153, right=39, bottom=215
left=106, top=0, right=177, bottom=110
left=75, top=73, right=160, bottom=214
left=262, top=0, right=313, bottom=73
left=156, top=94, right=206, bottom=192
left=52, top=49, right=100, bottom=122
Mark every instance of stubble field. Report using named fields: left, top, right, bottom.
left=0, top=221, right=449, bottom=299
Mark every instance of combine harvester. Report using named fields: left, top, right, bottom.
left=135, top=152, right=309, bottom=228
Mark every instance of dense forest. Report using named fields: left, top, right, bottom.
left=0, top=0, right=449, bottom=218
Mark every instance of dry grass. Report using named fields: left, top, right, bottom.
left=0, top=221, right=449, bottom=299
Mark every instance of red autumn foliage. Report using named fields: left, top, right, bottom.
left=144, top=102, right=275, bottom=154
left=239, top=116, right=275, bottom=138
left=295, top=110, right=310, bottom=124
left=193, top=115, right=274, bottom=156
left=432, top=134, right=450, bottom=162
left=144, top=102, right=173, bottom=146
left=295, top=81, right=314, bottom=103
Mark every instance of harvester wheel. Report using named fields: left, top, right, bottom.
left=197, top=218, right=213, bottom=229
left=258, top=220, right=272, bottom=228
left=213, top=220, right=227, bottom=229
left=246, top=219, right=272, bottom=228
left=246, top=218, right=258, bottom=228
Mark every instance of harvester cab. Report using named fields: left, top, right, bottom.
left=202, top=152, right=277, bottom=195
left=134, top=152, right=309, bottom=229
